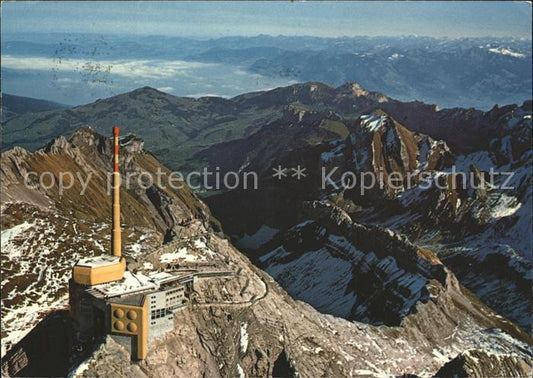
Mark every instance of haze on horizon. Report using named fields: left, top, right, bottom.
left=1, top=1, right=532, bottom=109
left=2, top=1, right=532, bottom=39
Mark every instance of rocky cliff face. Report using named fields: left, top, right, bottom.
left=1, top=127, right=209, bottom=355
left=344, top=109, right=533, bottom=331
left=260, top=201, right=447, bottom=325
left=2, top=128, right=531, bottom=377
left=215, top=105, right=532, bottom=333
left=435, top=349, right=532, bottom=378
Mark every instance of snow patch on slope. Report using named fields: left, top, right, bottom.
left=240, top=322, right=249, bottom=353
left=1, top=221, right=35, bottom=259
left=160, top=247, right=205, bottom=263
left=264, top=247, right=357, bottom=319
left=490, top=193, right=522, bottom=219
left=488, top=47, right=525, bottom=58
left=360, top=113, right=387, bottom=132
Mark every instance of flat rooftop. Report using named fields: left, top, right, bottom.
left=85, top=270, right=197, bottom=299
left=148, top=271, right=186, bottom=285
left=89, top=271, right=157, bottom=298
left=76, top=255, right=121, bottom=268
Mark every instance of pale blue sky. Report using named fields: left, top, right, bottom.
left=2, top=1, right=532, bottom=39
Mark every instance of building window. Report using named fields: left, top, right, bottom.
left=150, top=308, right=167, bottom=319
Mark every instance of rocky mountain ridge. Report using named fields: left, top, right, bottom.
left=208, top=104, right=532, bottom=333
left=3, top=83, right=531, bottom=172
left=1, top=93, right=68, bottom=122
left=1, top=128, right=531, bottom=377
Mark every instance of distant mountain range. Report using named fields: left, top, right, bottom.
left=3, top=82, right=531, bottom=169
left=2, top=34, right=531, bottom=108
left=1, top=94, right=68, bottom=122
left=186, top=36, right=532, bottom=109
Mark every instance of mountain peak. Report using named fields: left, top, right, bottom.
left=127, top=86, right=170, bottom=98
left=336, top=82, right=390, bottom=102
left=136, top=86, right=162, bottom=93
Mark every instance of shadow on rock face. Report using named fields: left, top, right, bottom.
left=1, top=310, right=97, bottom=377
left=272, top=349, right=296, bottom=378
